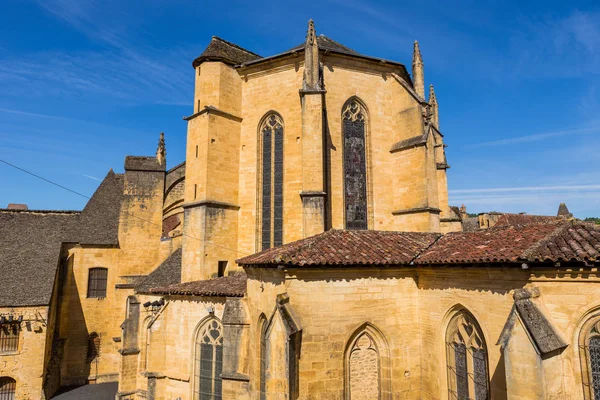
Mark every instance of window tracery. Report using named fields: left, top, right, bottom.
left=194, top=319, right=223, bottom=400
left=580, top=316, right=600, bottom=400
left=446, top=311, right=489, bottom=400
left=342, top=100, right=368, bottom=230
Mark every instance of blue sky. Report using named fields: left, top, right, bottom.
left=1, top=0, right=599, bottom=218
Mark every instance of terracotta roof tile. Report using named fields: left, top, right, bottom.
left=416, top=221, right=599, bottom=265
left=493, top=213, right=563, bottom=227
left=150, top=272, right=246, bottom=297
left=236, top=229, right=440, bottom=267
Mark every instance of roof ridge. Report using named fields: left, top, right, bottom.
left=410, top=232, right=444, bottom=265
left=0, top=209, right=81, bottom=214
left=211, top=36, right=261, bottom=58
left=521, top=221, right=571, bottom=261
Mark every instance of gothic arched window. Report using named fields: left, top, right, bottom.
left=446, top=310, right=489, bottom=400
left=259, top=113, right=284, bottom=250
left=342, top=100, right=368, bottom=230
left=259, top=316, right=268, bottom=400
left=579, top=315, right=600, bottom=399
left=193, top=319, right=223, bottom=400
left=344, top=322, right=391, bottom=399
left=0, top=377, right=16, bottom=400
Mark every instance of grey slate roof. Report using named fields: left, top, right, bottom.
left=135, top=248, right=182, bottom=294
left=0, top=210, right=77, bottom=306
left=78, top=170, right=123, bottom=245
left=124, top=156, right=165, bottom=172
left=192, top=36, right=262, bottom=68
left=0, top=170, right=124, bottom=306
left=288, top=35, right=360, bottom=55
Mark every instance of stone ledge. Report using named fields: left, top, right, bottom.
left=392, top=207, right=441, bottom=216
left=221, top=372, right=251, bottom=382
left=390, top=134, right=427, bottom=153
left=183, top=105, right=243, bottom=122
left=118, top=347, right=140, bottom=356
left=299, top=191, right=327, bottom=198
left=299, top=88, right=327, bottom=97
left=183, top=200, right=240, bottom=211
left=440, top=217, right=461, bottom=223
left=436, top=163, right=450, bottom=170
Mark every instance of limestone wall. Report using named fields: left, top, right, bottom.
left=0, top=305, right=52, bottom=400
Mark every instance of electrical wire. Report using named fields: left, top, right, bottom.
left=0, top=158, right=251, bottom=257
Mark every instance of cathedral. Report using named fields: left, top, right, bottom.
left=0, top=20, right=599, bottom=400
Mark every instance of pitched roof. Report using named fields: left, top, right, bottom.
left=150, top=272, right=246, bottom=297
left=135, top=248, right=182, bottom=293
left=288, top=35, right=360, bottom=55
left=236, top=229, right=440, bottom=267
left=416, top=221, right=599, bottom=265
left=192, top=36, right=262, bottom=68
left=523, top=221, right=600, bottom=262
left=493, top=213, right=563, bottom=228
left=0, top=210, right=78, bottom=306
left=0, top=170, right=124, bottom=306
left=77, top=170, right=123, bottom=245
left=497, top=288, right=567, bottom=355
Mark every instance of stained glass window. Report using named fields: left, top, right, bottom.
left=194, top=319, right=223, bottom=400
left=0, top=377, right=15, bottom=400
left=342, top=100, right=368, bottom=230
left=446, top=311, right=489, bottom=400
left=260, top=114, right=284, bottom=250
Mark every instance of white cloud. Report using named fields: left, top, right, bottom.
left=450, top=184, right=600, bottom=194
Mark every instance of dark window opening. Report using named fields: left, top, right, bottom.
left=87, top=268, right=107, bottom=298
left=218, top=261, right=228, bottom=277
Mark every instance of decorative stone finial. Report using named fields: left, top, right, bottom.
left=303, top=19, right=321, bottom=90
left=156, top=132, right=166, bottom=166
left=412, top=40, right=425, bottom=98
left=429, top=84, right=439, bottom=128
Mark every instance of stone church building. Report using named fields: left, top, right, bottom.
left=0, top=20, right=599, bottom=400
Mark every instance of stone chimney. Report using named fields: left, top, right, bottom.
left=557, top=202, right=573, bottom=218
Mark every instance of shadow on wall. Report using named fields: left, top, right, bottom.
left=56, top=255, right=93, bottom=388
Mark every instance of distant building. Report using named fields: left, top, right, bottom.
left=1, top=20, right=599, bottom=400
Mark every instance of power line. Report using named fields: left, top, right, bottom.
left=0, top=158, right=251, bottom=257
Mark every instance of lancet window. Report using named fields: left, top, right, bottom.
left=342, top=100, right=368, bottom=230
left=446, top=311, right=489, bottom=400
left=581, top=316, right=600, bottom=399
left=260, top=113, right=284, bottom=250
left=194, top=319, right=223, bottom=400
